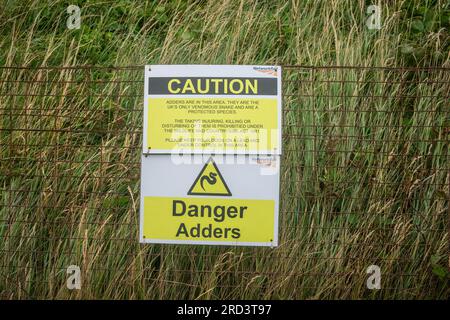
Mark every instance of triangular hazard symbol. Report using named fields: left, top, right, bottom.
left=188, top=157, right=232, bottom=196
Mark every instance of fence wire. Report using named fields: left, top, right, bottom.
left=0, top=65, right=448, bottom=299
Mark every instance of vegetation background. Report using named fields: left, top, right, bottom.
left=0, top=0, right=448, bottom=299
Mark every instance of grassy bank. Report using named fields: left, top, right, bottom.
left=0, top=0, right=449, bottom=299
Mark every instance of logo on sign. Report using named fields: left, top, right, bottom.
left=188, top=157, right=232, bottom=196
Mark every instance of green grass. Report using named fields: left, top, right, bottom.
left=0, top=0, right=449, bottom=299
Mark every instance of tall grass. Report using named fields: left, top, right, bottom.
left=0, top=0, right=448, bottom=299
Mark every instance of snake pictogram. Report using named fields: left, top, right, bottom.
left=200, top=172, right=217, bottom=190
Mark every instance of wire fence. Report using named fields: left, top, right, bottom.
left=0, top=65, right=448, bottom=299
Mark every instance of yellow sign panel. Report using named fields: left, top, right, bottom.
left=146, top=97, right=279, bottom=152
left=142, top=197, right=275, bottom=243
left=188, top=157, right=231, bottom=196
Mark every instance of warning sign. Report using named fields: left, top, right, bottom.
left=143, top=65, right=282, bottom=155
left=139, top=155, right=280, bottom=246
left=187, top=157, right=231, bottom=196
left=140, top=65, right=282, bottom=247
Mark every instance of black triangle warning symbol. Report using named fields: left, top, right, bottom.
left=187, top=157, right=232, bottom=196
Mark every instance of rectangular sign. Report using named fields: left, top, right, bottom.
left=143, top=65, right=282, bottom=155
left=139, top=155, right=280, bottom=246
